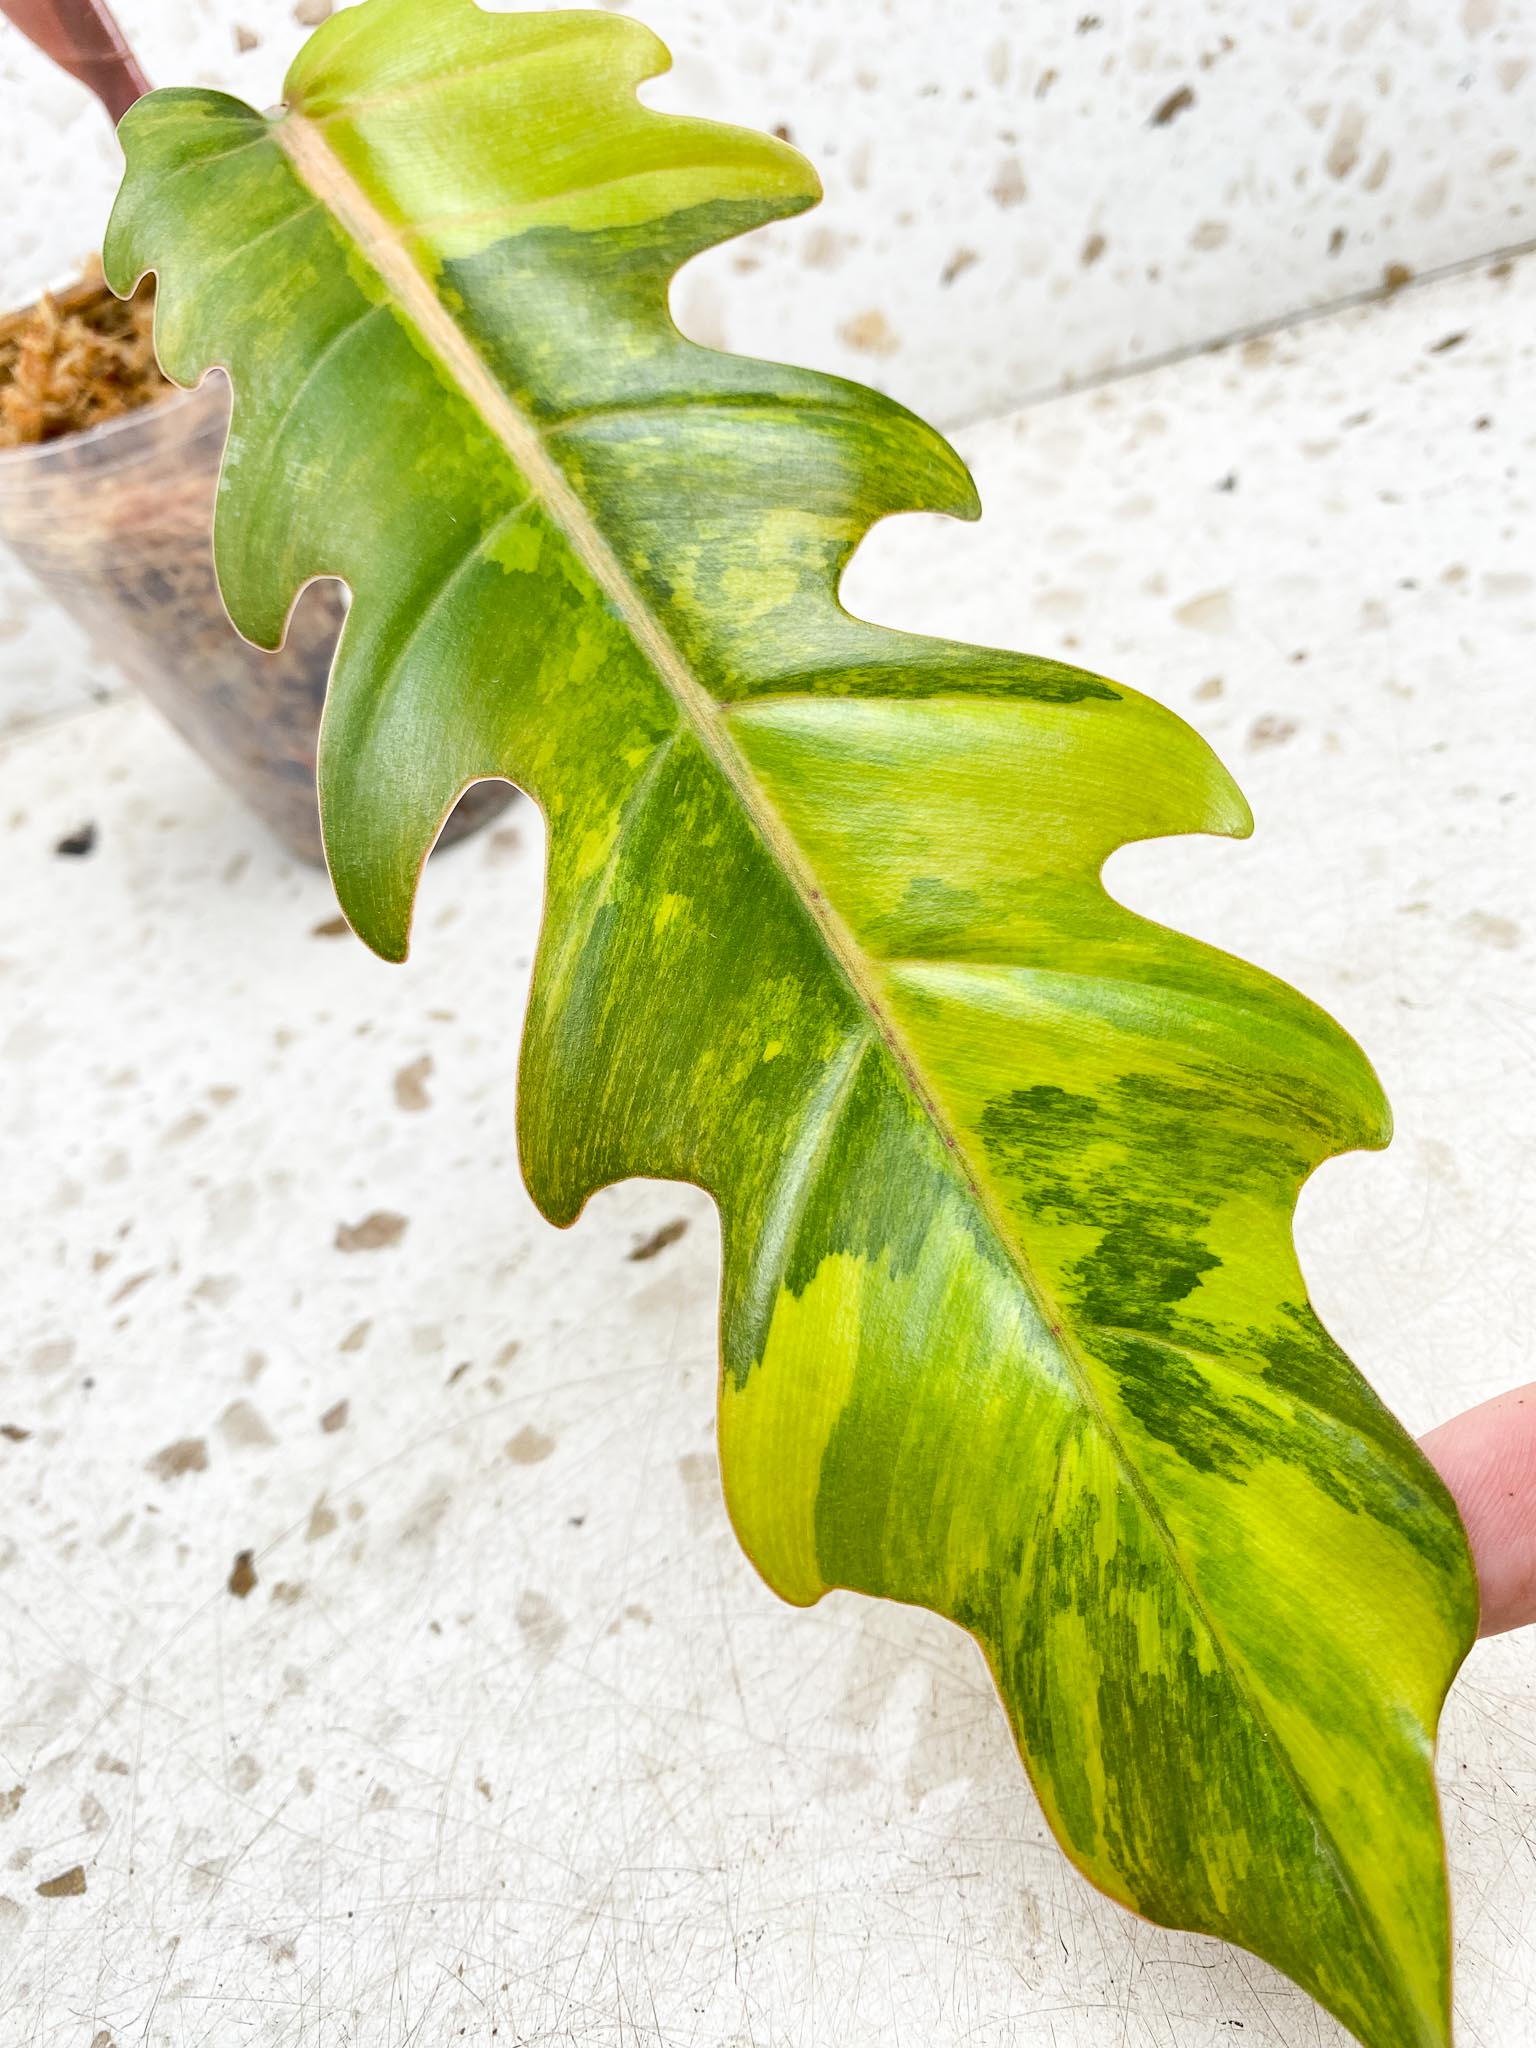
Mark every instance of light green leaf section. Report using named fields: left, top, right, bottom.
left=104, top=5, right=1477, bottom=2041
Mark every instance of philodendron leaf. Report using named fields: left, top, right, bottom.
left=105, top=4, right=1477, bottom=2041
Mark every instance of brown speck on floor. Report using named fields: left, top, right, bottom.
left=1325, top=105, right=1365, bottom=180
left=270, top=1581, right=304, bottom=1606
left=339, top=1319, right=371, bottom=1353
left=772, top=123, right=792, bottom=143
left=1382, top=261, right=1414, bottom=295
left=445, top=1359, right=472, bottom=1387
left=293, top=0, right=332, bottom=21
left=1328, top=226, right=1347, bottom=255
left=162, top=1110, right=208, bottom=1145
left=1458, top=910, right=1521, bottom=950
left=306, top=1499, right=338, bottom=1542
left=514, top=1590, right=567, bottom=1665
left=335, top=1211, right=408, bottom=1253
left=677, top=1450, right=720, bottom=1531
left=486, top=824, right=522, bottom=863
left=838, top=309, right=899, bottom=357
left=504, top=1424, right=555, bottom=1466
left=228, top=1550, right=258, bottom=1599
left=1194, top=676, right=1225, bottom=702
left=94, top=1754, right=129, bottom=1777
left=146, top=1437, right=208, bottom=1483
left=1429, top=331, right=1467, bottom=353
left=311, top=914, right=350, bottom=939
left=35, top=1865, right=85, bottom=1899
left=1173, top=589, right=1233, bottom=633
left=802, top=227, right=849, bottom=272
left=0, top=1425, right=30, bottom=1443
left=55, top=823, right=96, bottom=857
left=940, top=247, right=978, bottom=286
left=1151, top=84, right=1195, bottom=127
left=320, top=1399, right=349, bottom=1434
left=628, top=1217, right=689, bottom=1262
left=0, top=1786, right=23, bottom=1820
left=220, top=1400, right=275, bottom=1450
left=495, top=1338, right=520, bottom=1368
left=1187, top=218, right=1236, bottom=256
left=1248, top=714, right=1299, bottom=749
left=1081, top=232, right=1106, bottom=267
left=989, top=156, right=1027, bottom=208
left=401, top=1487, right=451, bottom=1547
left=234, top=23, right=259, bottom=50
left=393, top=1055, right=433, bottom=1112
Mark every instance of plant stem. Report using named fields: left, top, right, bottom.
left=1, top=0, right=149, bottom=125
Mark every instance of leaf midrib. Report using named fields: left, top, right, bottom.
left=274, top=108, right=968, bottom=1156
left=271, top=105, right=1424, bottom=2034
left=275, top=112, right=1023, bottom=1240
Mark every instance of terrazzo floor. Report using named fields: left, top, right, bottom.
left=0, top=247, right=1533, bottom=2046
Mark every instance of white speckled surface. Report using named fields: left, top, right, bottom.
left=3, top=0, right=1536, bottom=731
left=0, top=234, right=1532, bottom=2042
left=5, top=0, right=1536, bottom=415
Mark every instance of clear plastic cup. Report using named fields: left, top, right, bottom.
left=0, top=370, right=509, bottom=864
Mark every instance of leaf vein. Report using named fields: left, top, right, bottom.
left=364, top=496, right=537, bottom=720
left=740, top=1027, right=873, bottom=1370
left=303, top=32, right=618, bottom=126
left=256, top=298, right=391, bottom=460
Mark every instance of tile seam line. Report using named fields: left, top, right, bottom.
left=8, top=225, right=1529, bottom=761
left=0, top=694, right=136, bottom=757
left=940, top=232, right=1536, bottom=436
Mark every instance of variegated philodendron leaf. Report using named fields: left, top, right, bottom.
left=104, top=4, right=1477, bottom=2041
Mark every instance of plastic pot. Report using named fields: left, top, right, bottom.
left=0, top=369, right=510, bottom=864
